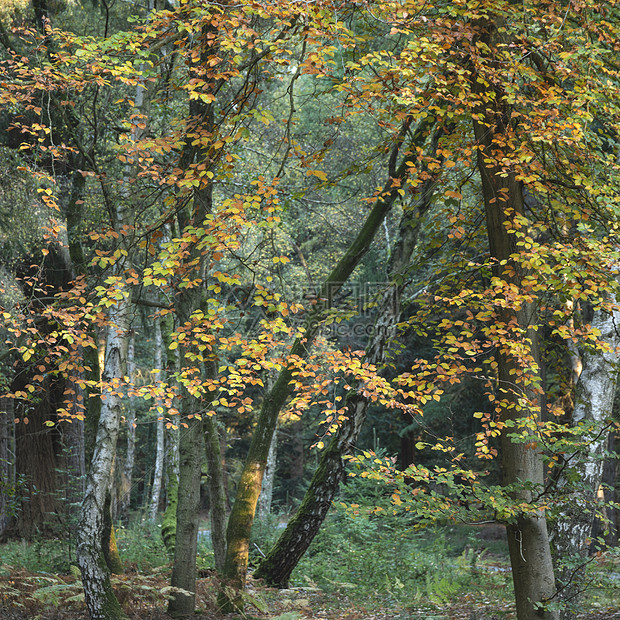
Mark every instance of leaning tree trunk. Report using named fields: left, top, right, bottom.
left=472, top=24, right=558, bottom=616
left=76, top=295, right=129, bottom=620
left=552, top=299, right=619, bottom=618
left=222, top=115, right=432, bottom=608
left=255, top=123, right=445, bottom=588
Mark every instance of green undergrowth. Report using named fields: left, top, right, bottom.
left=0, top=507, right=618, bottom=618
left=115, top=520, right=169, bottom=572
left=290, top=509, right=514, bottom=611
left=0, top=537, right=74, bottom=574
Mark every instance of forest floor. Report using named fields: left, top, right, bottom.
left=0, top=564, right=619, bottom=620
left=1, top=522, right=618, bottom=619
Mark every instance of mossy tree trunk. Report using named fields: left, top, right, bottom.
left=162, top=319, right=181, bottom=557
left=103, top=492, right=124, bottom=575
left=167, top=61, right=216, bottom=613
left=168, top=407, right=205, bottom=617
left=162, top=436, right=179, bottom=556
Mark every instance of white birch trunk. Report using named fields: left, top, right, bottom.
left=120, top=332, right=136, bottom=523
left=553, top=299, right=620, bottom=617
left=76, top=295, right=129, bottom=620
left=257, top=424, right=277, bottom=520
left=149, top=317, right=165, bottom=521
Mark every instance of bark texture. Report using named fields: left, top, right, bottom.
left=257, top=423, right=277, bottom=520
left=168, top=66, right=217, bottom=613
left=0, top=398, right=15, bottom=537
left=120, top=332, right=136, bottom=522
left=76, top=299, right=129, bottom=620
left=472, top=33, right=558, bottom=616
left=168, top=414, right=204, bottom=617
left=552, top=301, right=619, bottom=617
left=204, top=413, right=228, bottom=572
left=149, top=318, right=166, bottom=521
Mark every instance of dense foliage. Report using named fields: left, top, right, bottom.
left=1, top=0, right=619, bottom=619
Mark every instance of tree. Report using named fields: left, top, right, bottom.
left=552, top=296, right=620, bottom=617
left=2, top=2, right=620, bottom=620
left=255, top=118, right=447, bottom=587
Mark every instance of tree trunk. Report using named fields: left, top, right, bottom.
left=76, top=297, right=129, bottom=620
left=167, top=410, right=204, bottom=617
left=600, top=430, right=619, bottom=548
left=222, top=115, right=429, bottom=605
left=254, top=127, right=442, bottom=586
left=12, top=375, right=63, bottom=539
left=149, top=318, right=166, bottom=521
left=168, top=74, right=215, bottom=614
left=472, top=31, right=558, bottom=615
left=120, top=332, right=136, bottom=523
left=103, top=492, right=124, bottom=575
left=61, top=377, right=86, bottom=503
left=162, top=322, right=181, bottom=556
left=0, top=397, right=15, bottom=537
left=204, top=413, right=228, bottom=572
left=552, top=300, right=619, bottom=617
left=257, top=424, right=277, bottom=520
left=162, top=423, right=180, bottom=556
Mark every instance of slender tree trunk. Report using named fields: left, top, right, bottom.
left=472, top=30, right=558, bottom=614
left=162, top=318, right=181, bottom=556
left=204, top=412, right=228, bottom=572
left=149, top=318, right=166, bottom=521
left=254, top=128, right=442, bottom=586
left=120, top=332, right=136, bottom=523
left=162, top=423, right=180, bottom=556
left=0, top=397, right=15, bottom=537
left=552, top=300, right=619, bottom=617
left=257, top=424, right=277, bottom=520
left=76, top=296, right=129, bottom=620
left=62, top=378, right=86, bottom=494
left=60, top=394, right=86, bottom=536
left=222, top=115, right=432, bottom=604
